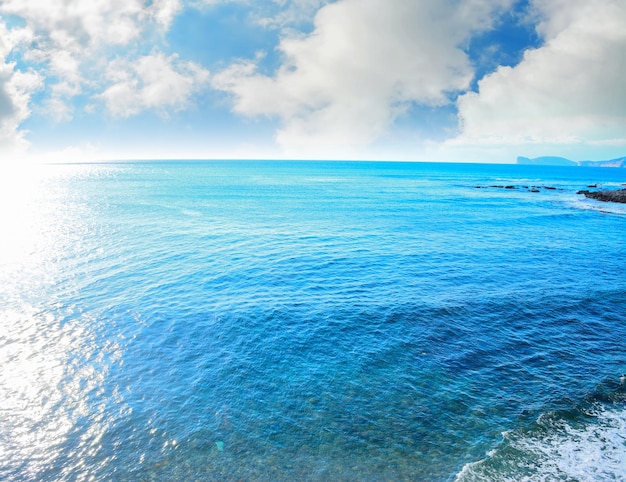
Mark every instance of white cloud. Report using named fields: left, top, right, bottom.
left=0, top=0, right=182, bottom=50
left=99, top=52, right=210, bottom=118
left=188, top=0, right=332, bottom=27
left=453, top=0, right=626, bottom=152
left=213, top=0, right=513, bottom=155
left=0, top=0, right=185, bottom=128
left=257, top=0, right=332, bottom=27
left=150, top=0, right=184, bottom=29
left=0, top=22, right=42, bottom=155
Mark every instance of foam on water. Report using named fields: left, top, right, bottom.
left=568, top=196, right=626, bottom=216
left=456, top=383, right=626, bottom=481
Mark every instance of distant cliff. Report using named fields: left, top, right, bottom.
left=517, top=156, right=626, bottom=167
left=578, top=157, right=626, bottom=167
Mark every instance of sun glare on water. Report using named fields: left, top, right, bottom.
left=0, top=161, right=114, bottom=479
left=0, top=162, right=47, bottom=268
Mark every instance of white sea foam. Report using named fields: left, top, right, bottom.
left=456, top=403, right=626, bottom=481
left=567, top=196, right=626, bottom=216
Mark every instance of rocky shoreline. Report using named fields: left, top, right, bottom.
left=476, top=184, right=626, bottom=204
left=474, top=184, right=562, bottom=192
left=576, top=189, right=626, bottom=204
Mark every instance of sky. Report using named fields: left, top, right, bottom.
left=0, top=0, right=625, bottom=163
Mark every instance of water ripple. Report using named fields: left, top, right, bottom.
left=1, top=161, right=625, bottom=481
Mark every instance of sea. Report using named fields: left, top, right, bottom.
left=1, top=160, right=625, bottom=481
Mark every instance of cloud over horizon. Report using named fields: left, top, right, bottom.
left=0, top=0, right=624, bottom=161
left=0, top=21, right=42, bottom=154
left=213, top=0, right=517, bottom=156
left=454, top=0, right=626, bottom=154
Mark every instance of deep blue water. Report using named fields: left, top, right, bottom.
left=1, top=161, right=625, bottom=481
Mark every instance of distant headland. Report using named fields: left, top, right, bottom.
left=517, top=156, right=626, bottom=167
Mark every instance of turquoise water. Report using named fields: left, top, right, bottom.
left=1, top=161, right=625, bottom=481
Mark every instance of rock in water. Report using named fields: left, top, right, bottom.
left=580, top=189, right=626, bottom=203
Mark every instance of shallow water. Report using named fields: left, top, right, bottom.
left=1, top=161, right=625, bottom=481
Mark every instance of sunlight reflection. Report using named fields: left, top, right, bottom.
left=0, top=163, right=122, bottom=480
left=0, top=163, right=45, bottom=268
left=0, top=303, right=121, bottom=479
left=0, top=306, right=76, bottom=477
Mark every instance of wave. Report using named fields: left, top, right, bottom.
left=456, top=377, right=626, bottom=481
left=567, top=196, right=626, bottom=216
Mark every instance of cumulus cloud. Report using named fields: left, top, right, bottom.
left=0, top=0, right=182, bottom=49
left=454, top=0, right=626, bottom=149
left=0, top=0, right=185, bottom=129
left=213, top=0, right=513, bottom=154
left=100, top=52, right=210, bottom=118
left=0, top=22, right=42, bottom=154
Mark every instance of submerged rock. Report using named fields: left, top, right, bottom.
left=579, top=189, right=626, bottom=204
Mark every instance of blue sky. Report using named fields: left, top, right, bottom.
left=0, top=0, right=625, bottom=163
